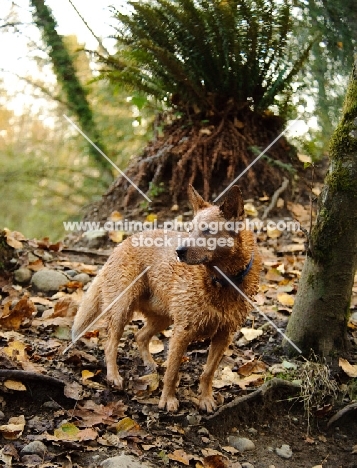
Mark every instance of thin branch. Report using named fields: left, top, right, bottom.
left=0, top=68, right=71, bottom=109
left=262, top=177, right=289, bottom=220
left=0, top=21, right=26, bottom=29
left=67, top=0, right=110, bottom=56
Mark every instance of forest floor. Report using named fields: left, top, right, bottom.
left=1, top=184, right=357, bottom=468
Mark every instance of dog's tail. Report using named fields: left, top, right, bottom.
left=72, top=275, right=101, bottom=341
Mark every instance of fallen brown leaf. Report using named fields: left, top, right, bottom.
left=0, top=298, right=36, bottom=330
left=168, top=449, right=192, bottom=466
left=339, top=357, right=357, bottom=378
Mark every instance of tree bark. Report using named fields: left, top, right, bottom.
left=283, top=59, right=357, bottom=356
left=30, top=0, right=113, bottom=184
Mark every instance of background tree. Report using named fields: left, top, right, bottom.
left=283, top=58, right=357, bottom=357
left=86, top=0, right=314, bottom=220
left=30, top=0, right=113, bottom=183
left=292, top=0, right=357, bottom=160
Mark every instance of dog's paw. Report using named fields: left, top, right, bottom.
left=158, top=395, right=179, bottom=412
left=198, top=395, right=217, bottom=413
left=107, top=373, right=124, bottom=390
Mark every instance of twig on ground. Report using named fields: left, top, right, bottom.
left=262, top=177, right=289, bottom=220
left=0, top=370, right=65, bottom=387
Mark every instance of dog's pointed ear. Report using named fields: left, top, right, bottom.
left=188, top=185, right=210, bottom=214
left=219, top=185, right=245, bottom=220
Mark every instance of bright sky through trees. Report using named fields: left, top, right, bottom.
left=0, top=0, right=116, bottom=113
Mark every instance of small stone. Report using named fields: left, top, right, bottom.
left=0, top=410, right=5, bottom=420
left=228, top=436, right=255, bottom=452
left=35, top=250, right=53, bottom=262
left=14, top=267, right=32, bottom=284
left=43, top=400, right=61, bottom=409
left=21, top=455, right=43, bottom=465
left=65, top=270, right=78, bottom=277
left=247, top=427, right=258, bottom=435
left=241, top=463, right=254, bottom=468
left=21, top=441, right=47, bottom=456
left=276, top=444, right=293, bottom=459
left=198, top=427, right=210, bottom=435
left=31, top=269, right=68, bottom=292
left=187, top=414, right=201, bottom=425
left=28, top=252, right=39, bottom=263
left=36, top=305, right=47, bottom=315
left=72, top=273, right=91, bottom=285
left=101, top=454, right=153, bottom=468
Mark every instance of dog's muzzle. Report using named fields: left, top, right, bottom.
left=176, top=245, right=188, bottom=262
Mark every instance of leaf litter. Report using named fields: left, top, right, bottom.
left=0, top=217, right=356, bottom=467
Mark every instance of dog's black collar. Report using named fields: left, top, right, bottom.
left=211, top=252, right=254, bottom=287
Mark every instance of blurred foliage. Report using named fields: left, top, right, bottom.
left=289, top=0, right=357, bottom=161
left=0, top=35, right=152, bottom=240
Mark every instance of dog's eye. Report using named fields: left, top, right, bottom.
left=202, top=228, right=211, bottom=235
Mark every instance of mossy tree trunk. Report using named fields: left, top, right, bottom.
left=30, top=0, right=113, bottom=184
left=283, top=59, right=357, bottom=357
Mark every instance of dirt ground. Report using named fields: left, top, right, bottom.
left=1, top=186, right=357, bottom=468
left=1, top=320, right=357, bottom=468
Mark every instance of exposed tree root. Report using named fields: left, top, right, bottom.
left=84, top=108, right=301, bottom=224
left=203, top=378, right=301, bottom=436
left=0, top=369, right=65, bottom=387
left=327, top=402, right=357, bottom=428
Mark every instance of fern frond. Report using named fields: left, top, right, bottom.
left=101, top=0, right=312, bottom=114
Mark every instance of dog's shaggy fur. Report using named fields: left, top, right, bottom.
left=72, top=185, right=261, bottom=412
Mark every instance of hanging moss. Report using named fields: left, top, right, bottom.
left=30, top=0, right=113, bottom=183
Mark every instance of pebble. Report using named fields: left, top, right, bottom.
left=241, top=463, right=255, bottom=468
left=187, top=414, right=201, bottom=425
left=228, top=436, right=255, bottom=452
left=65, top=269, right=78, bottom=277
left=72, top=273, right=91, bottom=284
left=27, top=252, right=39, bottom=263
left=21, top=455, right=43, bottom=465
left=198, top=427, right=210, bottom=435
left=101, top=454, right=153, bottom=468
left=31, top=269, right=68, bottom=292
left=0, top=410, right=5, bottom=420
left=14, top=267, right=32, bottom=284
left=247, top=427, right=258, bottom=435
left=276, top=444, right=293, bottom=459
left=43, top=400, right=61, bottom=409
left=21, top=441, right=47, bottom=456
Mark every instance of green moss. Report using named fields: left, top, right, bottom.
left=325, top=162, right=357, bottom=194
left=306, top=273, right=316, bottom=287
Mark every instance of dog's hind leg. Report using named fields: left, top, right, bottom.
left=135, top=314, right=171, bottom=372
left=198, top=328, right=232, bottom=412
left=104, top=305, right=134, bottom=389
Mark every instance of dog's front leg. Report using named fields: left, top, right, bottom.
left=158, top=329, right=192, bottom=412
left=198, top=328, right=232, bottom=412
